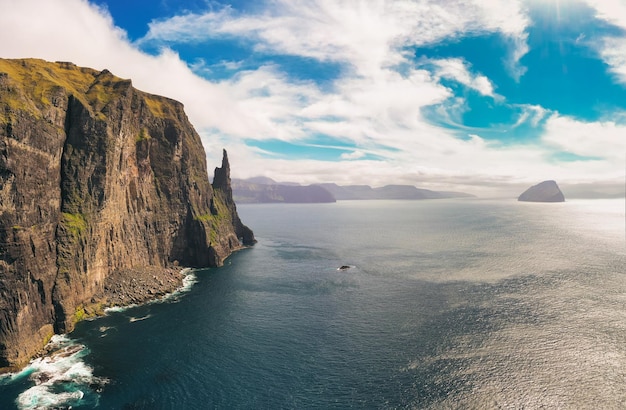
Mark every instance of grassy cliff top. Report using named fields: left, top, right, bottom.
left=0, top=58, right=181, bottom=122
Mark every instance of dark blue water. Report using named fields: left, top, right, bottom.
left=2, top=199, right=625, bottom=409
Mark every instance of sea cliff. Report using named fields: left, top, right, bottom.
left=0, top=58, right=254, bottom=371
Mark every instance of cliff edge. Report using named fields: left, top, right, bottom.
left=0, top=58, right=254, bottom=371
left=518, top=180, right=565, bottom=202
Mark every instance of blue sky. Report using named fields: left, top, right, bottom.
left=1, top=0, right=625, bottom=196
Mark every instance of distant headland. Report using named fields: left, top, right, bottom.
left=233, top=177, right=474, bottom=203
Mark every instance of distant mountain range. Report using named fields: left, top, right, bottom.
left=232, top=178, right=474, bottom=203
left=232, top=178, right=336, bottom=203
left=318, top=183, right=474, bottom=200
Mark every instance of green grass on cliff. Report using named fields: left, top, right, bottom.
left=61, top=212, right=87, bottom=236
left=72, top=303, right=104, bottom=326
left=144, top=95, right=168, bottom=118
left=135, top=127, right=152, bottom=142
left=0, top=59, right=135, bottom=122
left=73, top=306, right=87, bottom=323
left=194, top=193, right=233, bottom=245
left=193, top=213, right=214, bottom=223
left=144, top=93, right=183, bottom=122
left=0, top=58, right=190, bottom=132
left=0, top=59, right=98, bottom=120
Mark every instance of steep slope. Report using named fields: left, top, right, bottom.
left=0, top=58, right=254, bottom=371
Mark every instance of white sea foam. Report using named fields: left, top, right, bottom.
left=14, top=335, right=107, bottom=410
left=158, top=270, right=198, bottom=304
left=129, top=314, right=152, bottom=322
left=180, top=270, right=198, bottom=291
left=103, top=303, right=138, bottom=314
left=7, top=270, right=198, bottom=408
left=17, top=386, right=84, bottom=410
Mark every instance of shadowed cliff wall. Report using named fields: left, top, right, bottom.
left=0, top=58, right=254, bottom=370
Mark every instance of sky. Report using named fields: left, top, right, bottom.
left=0, top=0, right=625, bottom=197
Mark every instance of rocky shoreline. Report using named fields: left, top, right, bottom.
left=98, top=266, right=187, bottom=308
left=4, top=267, right=192, bottom=374
left=19, top=267, right=190, bottom=371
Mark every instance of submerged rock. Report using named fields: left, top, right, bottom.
left=518, top=180, right=565, bottom=202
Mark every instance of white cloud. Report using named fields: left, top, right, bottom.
left=140, top=0, right=530, bottom=78
left=0, top=0, right=129, bottom=65
left=597, top=36, right=626, bottom=84
left=582, top=0, right=626, bottom=84
left=427, top=58, right=498, bottom=97
left=505, top=33, right=529, bottom=81
left=583, top=0, right=626, bottom=30
left=301, top=68, right=451, bottom=133
left=542, top=114, right=626, bottom=161
left=511, top=104, right=549, bottom=128
left=340, top=150, right=366, bottom=160
left=1, top=0, right=621, bottom=197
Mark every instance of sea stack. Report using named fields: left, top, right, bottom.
left=0, top=58, right=254, bottom=371
left=518, top=180, right=565, bottom=202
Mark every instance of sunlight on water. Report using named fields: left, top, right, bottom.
left=558, top=199, right=625, bottom=244
left=400, top=199, right=626, bottom=408
left=1, top=199, right=624, bottom=409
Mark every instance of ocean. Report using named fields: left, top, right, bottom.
left=1, top=198, right=625, bottom=409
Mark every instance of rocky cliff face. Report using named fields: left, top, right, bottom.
left=0, top=58, right=254, bottom=371
left=518, top=180, right=565, bottom=202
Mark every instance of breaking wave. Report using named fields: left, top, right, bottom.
left=129, top=314, right=152, bottom=322
left=103, top=303, right=137, bottom=314
left=12, top=335, right=107, bottom=410
left=161, top=269, right=197, bottom=303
